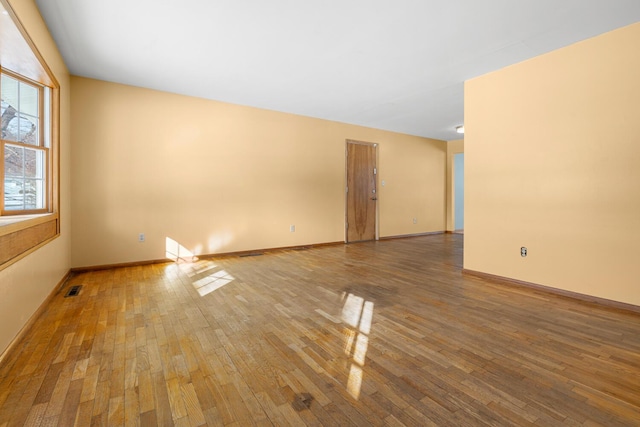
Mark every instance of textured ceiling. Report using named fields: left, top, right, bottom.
left=35, top=0, right=640, bottom=141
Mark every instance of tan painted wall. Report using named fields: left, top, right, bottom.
left=464, top=23, right=640, bottom=306
left=0, top=0, right=71, bottom=355
left=71, top=77, right=446, bottom=267
left=446, top=139, right=464, bottom=231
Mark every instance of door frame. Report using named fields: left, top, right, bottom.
left=453, top=152, right=464, bottom=232
left=344, top=139, right=379, bottom=243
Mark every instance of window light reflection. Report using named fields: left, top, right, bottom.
left=340, top=292, right=374, bottom=402
left=347, top=364, right=363, bottom=400
left=353, top=334, right=369, bottom=366
left=166, top=238, right=235, bottom=297
left=359, top=301, right=374, bottom=334
left=341, top=293, right=364, bottom=328
left=165, top=237, right=196, bottom=262
left=343, top=328, right=356, bottom=356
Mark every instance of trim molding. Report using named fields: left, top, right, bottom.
left=71, top=241, right=345, bottom=272
left=198, top=241, right=344, bottom=260
left=71, top=258, right=170, bottom=273
left=0, top=268, right=72, bottom=367
left=379, top=231, right=445, bottom=240
left=463, top=269, right=640, bottom=315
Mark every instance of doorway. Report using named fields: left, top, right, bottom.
left=454, top=153, right=464, bottom=232
left=345, top=140, right=378, bottom=242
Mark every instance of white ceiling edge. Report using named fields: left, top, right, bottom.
left=34, top=0, right=640, bottom=141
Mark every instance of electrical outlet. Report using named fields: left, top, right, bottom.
left=139, top=233, right=145, bottom=243
left=413, top=218, right=417, bottom=224
left=521, top=247, right=527, bottom=257
left=290, top=225, right=295, bottom=232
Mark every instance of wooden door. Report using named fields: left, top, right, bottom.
left=346, top=141, right=377, bottom=242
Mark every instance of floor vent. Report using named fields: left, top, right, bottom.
left=292, top=393, right=313, bottom=411
left=239, top=253, right=264, bottom=257
left=64, top=285, right=82, bottom=298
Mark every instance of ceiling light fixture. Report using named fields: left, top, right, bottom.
left=456, top=125, right=464, bottom=134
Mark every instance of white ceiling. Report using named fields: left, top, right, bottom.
left=35, top=0, right=640, bottom=141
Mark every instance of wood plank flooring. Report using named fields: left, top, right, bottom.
left=1, top=234, right=639, bottom=426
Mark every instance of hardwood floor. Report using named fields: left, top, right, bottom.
left=1, top=234, right=639, bottom=426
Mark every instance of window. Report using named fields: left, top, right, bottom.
left=2, top=72, right=50, bottom=213
left=0, top=0, right=60, bottom=270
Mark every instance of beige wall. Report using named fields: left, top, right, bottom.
left=465, top=23, right=640, bottom=306
left=71, top=77, right=446, bottom=268
left=0, top=0, right=71, bottom=355
left=446, top=139, right=464, bottom=231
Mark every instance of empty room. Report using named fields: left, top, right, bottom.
left=1, top=0, right=639, bottom=425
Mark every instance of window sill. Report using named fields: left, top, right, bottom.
left=0, top=212, right=59, bottom=270
left=0, top=212, right=54, bottom=230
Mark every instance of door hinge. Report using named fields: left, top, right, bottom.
left=373, top=167, right=377, bottom=175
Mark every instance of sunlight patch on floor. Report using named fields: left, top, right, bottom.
left=187, top=268, right=234, bottom=297
left=340, top=292, right=374, bottom=401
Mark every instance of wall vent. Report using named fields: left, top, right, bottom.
left=64, top=285, right=82, bottom=298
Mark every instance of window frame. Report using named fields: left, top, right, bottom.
left=1, top=69, right=51, bottom=215
left=0, top=0, right=60, bottom=271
